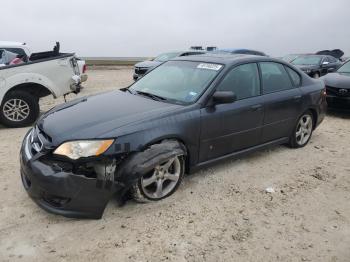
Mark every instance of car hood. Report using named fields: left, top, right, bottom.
left=134, top=60, right=162, bottom=69
left=38, top=90, right=182, bottom=145
left=321, top=72, right=350, bottom=89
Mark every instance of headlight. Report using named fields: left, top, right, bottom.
left=53, top=140, right=114, bottom=160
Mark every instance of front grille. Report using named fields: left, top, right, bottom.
left=326, top=86, right=350, bottom=97
left=135, top=67, right=148, bottom=75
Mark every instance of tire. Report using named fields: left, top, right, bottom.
left=289, top=111, right=314, bottom=148
left=313, top=72, right=320, bottom=79
left=0, top=91, right=40, bottom=128
left=131, top=155, right=185, bottom=203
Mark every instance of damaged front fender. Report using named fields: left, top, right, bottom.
left=115, top=140, right=187, bottom=188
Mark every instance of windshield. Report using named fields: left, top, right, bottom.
left=282, top=54, right=299, bottom=62
left=292, top=56, right=322, bottom=65
left=129, top=61, right=223, bottom=104
left=154, top=52, right=181, bottom=62
left=337, top=61, right=350, bottom=73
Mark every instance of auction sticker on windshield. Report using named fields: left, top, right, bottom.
left=197, top=63, right=222, bottom=71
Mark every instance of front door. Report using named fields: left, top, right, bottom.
left=199, top=63, right=264, bottom=162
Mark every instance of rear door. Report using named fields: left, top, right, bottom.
left=199, top=63, right=264, bottom=162
left=259, top=62, right=303, bottom=143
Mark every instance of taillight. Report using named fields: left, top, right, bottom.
left=83, top=64, right=87, bottom=74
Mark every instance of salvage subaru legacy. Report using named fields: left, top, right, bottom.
left=20, top=54, right=327, bottom=219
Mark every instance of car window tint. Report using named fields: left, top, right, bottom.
left=260, top=62, right=294, bottom=94
left=216, top=63, right=260, bottom=100
left=285, top=66, right=301, bottom=86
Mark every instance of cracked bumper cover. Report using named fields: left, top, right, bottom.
left=19, top=133, right=123, bottom=219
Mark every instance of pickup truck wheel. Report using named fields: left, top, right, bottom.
left=0, top=91, right=39, bottom=128
left=132, top=155, right=185, bottom=203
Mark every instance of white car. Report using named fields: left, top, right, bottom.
left=0, top=42, right=87, bottom=127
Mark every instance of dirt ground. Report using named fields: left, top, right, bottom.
left=0, top=67, right=349, bottom=262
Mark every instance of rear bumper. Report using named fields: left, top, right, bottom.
left=20, top=132, right=122, bottom=219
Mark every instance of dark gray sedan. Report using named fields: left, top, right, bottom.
left=20, top=54, right=327, bottom=219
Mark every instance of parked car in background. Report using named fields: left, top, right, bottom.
left=321, top=59, right=350, bottom=109
left=20, top=54, right=326, bottom=219
left=0, top=41, right=87, bottom=81
left=0, top=42, right=87, bottom=127
left=291, top=54, right=342, bottom=78
left=133, top=50, right=205, bottom=80
left=213, top=48, right=267, bottom=56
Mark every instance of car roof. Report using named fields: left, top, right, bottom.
left=0, top=41, right=26, bottom=47
left=218, top=48, right=255, bottom=52
left=172, top=53, right=277, bottom=65
left=296, top=54, right=325, bottom=58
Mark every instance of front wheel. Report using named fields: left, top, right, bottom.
left=0, top=91, right=39, bottom=128
left=289, top=111, right=314, bottom=148
left=132, top=155, right=185, bottom=202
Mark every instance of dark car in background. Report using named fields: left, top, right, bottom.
left=133, top=50, right=205, bottom=80
left=291, top=55, right=342, bottom=78
left=321, top=59, right=350, bottom=109
left=213, top=48, right=267, bottom=56
left=20, top=54, right=326, bottom=219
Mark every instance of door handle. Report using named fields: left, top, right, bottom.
left=251, top=104, right=262, bottom=111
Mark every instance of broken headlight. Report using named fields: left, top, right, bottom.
left=53, top=140, right=114, bottom=160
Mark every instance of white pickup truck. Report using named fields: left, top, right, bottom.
left=0, top=42, right=87, bottom=127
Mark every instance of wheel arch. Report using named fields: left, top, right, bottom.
left=307, top=108, right=318, bottom=130
left=143, top=135, right=191, bottom=174
left=3, top=82, right=53, bottom=102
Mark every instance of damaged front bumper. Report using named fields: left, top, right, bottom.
left=19, top=130, right=123, bottom=219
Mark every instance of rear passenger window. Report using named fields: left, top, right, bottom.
left=216, top=63, right=260, bottom=100
left=4, top=48, right=28, bottom=62
left=260, top=62, right=294, bottom=94
left=285, top=66, right=301, bottom=86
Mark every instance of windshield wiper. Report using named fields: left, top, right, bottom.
left=135, top=91, right=167, bottom=101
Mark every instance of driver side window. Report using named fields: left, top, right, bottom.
left=216, top=63, right=260, bottom=100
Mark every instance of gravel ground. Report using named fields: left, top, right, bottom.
left=0, top=67, right=349, bottom=262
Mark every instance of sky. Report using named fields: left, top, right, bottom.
left=1, top=0, right=349, bottom=57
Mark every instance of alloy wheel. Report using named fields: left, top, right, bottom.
left=296, top=114, right=313, bottom=146
left=140, top=156, right=182, bottom=199
left=3, top=99, right=30, bottom=122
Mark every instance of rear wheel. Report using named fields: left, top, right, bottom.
left=0, top=91, right=39, bottom=128
left=289, top=111, right=314, bottom=148
left=132, top=155, right=185, bottom=202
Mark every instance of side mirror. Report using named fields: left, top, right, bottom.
left=322, top=61, right=330, bottom=67
left=212, top=91, right=237, bottom=105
